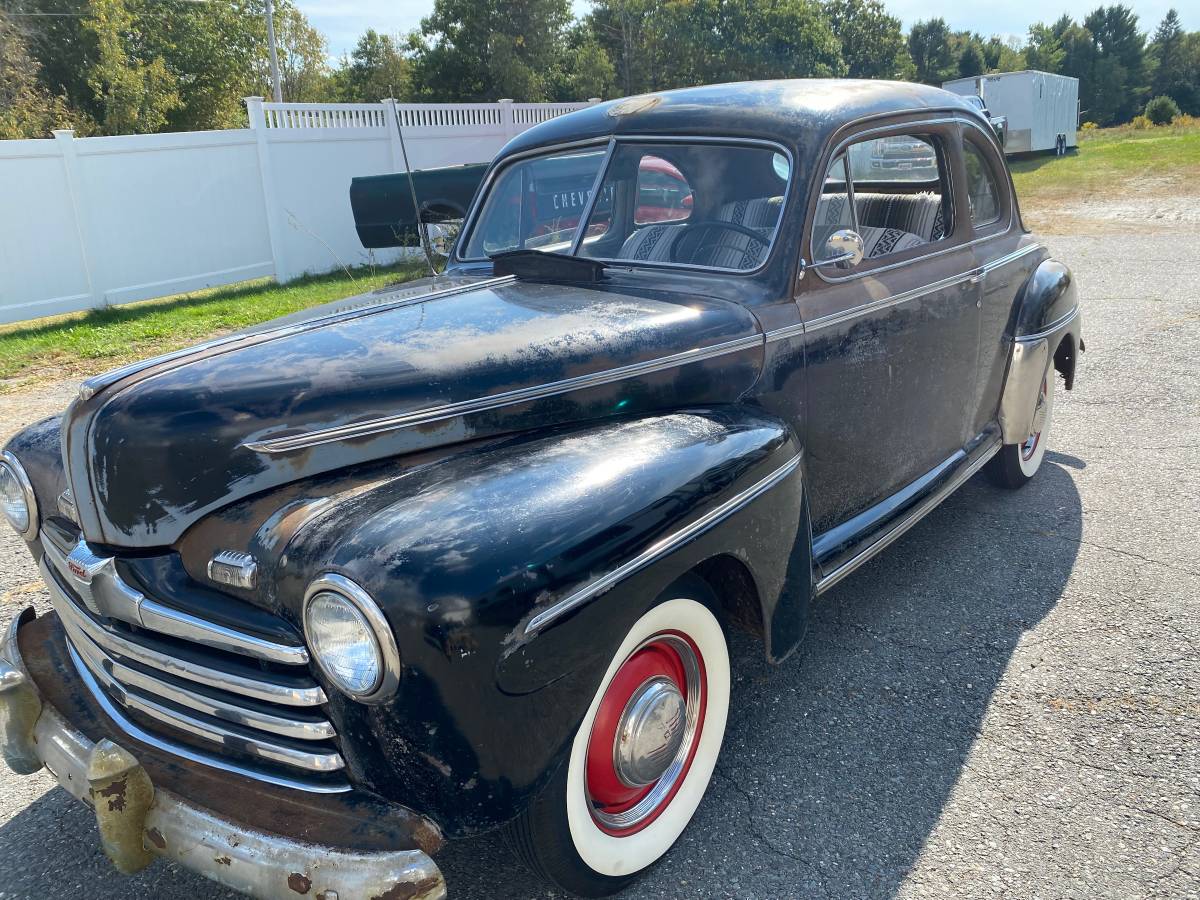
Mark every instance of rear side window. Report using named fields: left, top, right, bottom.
left=813, top=132, right=951, bottom=268
left=963, top=139, right=1001, bottom=227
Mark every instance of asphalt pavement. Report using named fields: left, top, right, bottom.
left=1, top=228, right=1196, bottom=899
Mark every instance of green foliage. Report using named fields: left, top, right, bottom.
left=1025, top=24, right=1065, bottom=73
left=6, top=0, right=1200, bottom=136
left=334, top=29, right=409, bottom=103
left=1149, top=10, right=1199, bottom=115
left=83, top=0, right=181, bottom=134
left=0, top=10, right=75, bottom=138
left=907, top=18, right=956, bottom=84
left=1144, top=94, right=1180, bottom=124
left=587, top=0, right=844, bottom=97
left=406, top=0, right=575, bottom=101
left=825, top=0, right=912, bottom=80
left=957, top=41, right=985, bottom=78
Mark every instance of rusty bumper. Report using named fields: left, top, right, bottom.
left=0, top=609, right=446, bottom=900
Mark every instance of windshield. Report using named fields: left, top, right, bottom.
left=461, top=141, right=791, bottom=272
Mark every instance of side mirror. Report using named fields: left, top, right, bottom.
left=424, top=223, right=455, bottom=260
left=815, top=228, right=865, bottom=270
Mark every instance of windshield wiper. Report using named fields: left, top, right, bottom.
left=489, top=249, right=607, bottom=283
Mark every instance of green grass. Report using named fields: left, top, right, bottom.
left=1010, top=117, right=1200, bottom=207
left=0, top=262, right=424, bottom=388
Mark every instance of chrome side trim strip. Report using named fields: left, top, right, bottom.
left=802, top=243, right=1045, bottom=336
left=78, top=275, right=515, bottom=402
left=1017, top=305, right=1079, bottom=343
left=41, top=536, right=307, bottom=665
left=981, top=241, right=1043, bottom=275
left=43, top=560, right=327, bottom=707
left=765, top=321, right=806, bottom=343
left=68, top=643, right=344, bottom=773
left=806, top=270, right=975, bottom=334
left=65, top=645, right=351, bottom=793
left=67, top=623, right=336, bottom=742
left=815, top=439, right=1001, bottom=595
left=244, top=333, right=766, bottom=454
left=526, top=452, right=802, bottom=635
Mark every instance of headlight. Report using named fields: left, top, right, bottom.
left=303, top=574, right=400, bottom=702
left=0, top=452, right=37, bottom=538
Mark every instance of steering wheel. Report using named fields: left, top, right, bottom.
left=669, top=220, right=770, bottom=266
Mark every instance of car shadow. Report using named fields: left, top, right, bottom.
left=0, top=461, right=1081, bottom=900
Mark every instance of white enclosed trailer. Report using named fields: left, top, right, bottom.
left=943, top=70, right=1079, bottom=154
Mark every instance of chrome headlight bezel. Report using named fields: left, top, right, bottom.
left=0, top=451, right=38, bottom=539
left=302, top=573, right=400, bottom=703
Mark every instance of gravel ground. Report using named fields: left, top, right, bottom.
left=1, top=226, right=1197, bottom=899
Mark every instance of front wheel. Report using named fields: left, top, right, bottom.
left=505, top=584, right=731, bottom=897
left=989, top=371, right=1056, bottom=488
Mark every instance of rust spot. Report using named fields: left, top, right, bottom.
left=288, top=873, right=312, bottom=894
left=371, top=876, right=443, bottom=900
left=215, top=855, right=232, bottom=866
left=145, top=827, right=166, bottom=849
left=97, top=776, right=128, bottom=812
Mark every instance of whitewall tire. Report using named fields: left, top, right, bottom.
left=505, top=580, right=730, bottom=897
left=989, top=372, right=1056, bottom=488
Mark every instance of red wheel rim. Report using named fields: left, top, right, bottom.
left=584, top=631, right=707, bottom=836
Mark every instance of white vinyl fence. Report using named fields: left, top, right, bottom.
left=0, top=97, right=595, bottom=326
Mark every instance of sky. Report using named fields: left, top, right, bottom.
left=295, top=0, right=1196, bottom=63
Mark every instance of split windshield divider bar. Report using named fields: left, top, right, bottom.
left=568, top=138, right=617, bottom=257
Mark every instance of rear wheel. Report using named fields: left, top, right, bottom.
left=505, top=583, right=730, bottom=897
left=989, top=372, right=1056, bottom=488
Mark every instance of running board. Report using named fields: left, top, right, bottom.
left=814, top=437, right=1002, bottom=596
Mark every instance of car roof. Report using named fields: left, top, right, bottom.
left=502, top=79, right=981, bottom=164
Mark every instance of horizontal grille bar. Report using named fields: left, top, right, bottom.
left=43, top=559, right=326, bottom=707
left=41, top=536, right=307, bottom=665
left=68, top=637, right=344, bottom=773
left=65, top=643, right=349, bottom=793
left=67, top=619, right=336, bottom=742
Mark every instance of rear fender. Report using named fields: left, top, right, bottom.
left=999, top=258, right=1082, bottom=443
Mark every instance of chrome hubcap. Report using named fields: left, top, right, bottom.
left=614, top=677, right=687, bottom=787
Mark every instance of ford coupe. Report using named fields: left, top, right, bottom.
left=0, top=80, right=1082, bottom=899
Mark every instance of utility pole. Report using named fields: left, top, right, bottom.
left=265, top=0, right=283, bottom=103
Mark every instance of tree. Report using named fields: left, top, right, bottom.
left=262, top=4, right=330, bottom=102
left=407, top=0, right=574, bottom=101
left=1083, top=4, right=1147, bottom=124
left=908, top=18, right=955, bottom=85
left=82, top=0, right=181, bottom=134
left=958, top=40, right=985, bottom=77
left=558, top=24, right=616, bottom=99
left=825, top=0, right=912, bottom=80
left=1025, top=23, right=1065, bottom=72
left=0, top=10, right=75, bottom=138
left=1143, top=94, right=1179, bottom=124
left=1148, top=10, right=1195, bottom=112
left=982, top=35, right=1024, bottom=72
left=335, top=29, right=409, bottom=102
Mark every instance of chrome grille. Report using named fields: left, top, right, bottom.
left=39, top=531, right=348, bottom=792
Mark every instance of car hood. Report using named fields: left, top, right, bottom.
left=59, top=274, right=765, bottom=547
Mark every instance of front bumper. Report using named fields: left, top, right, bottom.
left=0, top=608, right=446, bottom=900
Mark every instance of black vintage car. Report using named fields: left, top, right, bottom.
left=0, top=80, right=1082, bottom=900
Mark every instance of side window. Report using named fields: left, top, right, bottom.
left=962, top=139, right=1001, bottom=227
left=813, top=132, right=951, bottom=268
left=634, top=156, right=692, bottom=225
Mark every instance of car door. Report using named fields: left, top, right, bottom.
left=797, top=119, right=981, bottom=549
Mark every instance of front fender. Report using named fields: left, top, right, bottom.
left=280, top=407, right=805, bottom=836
